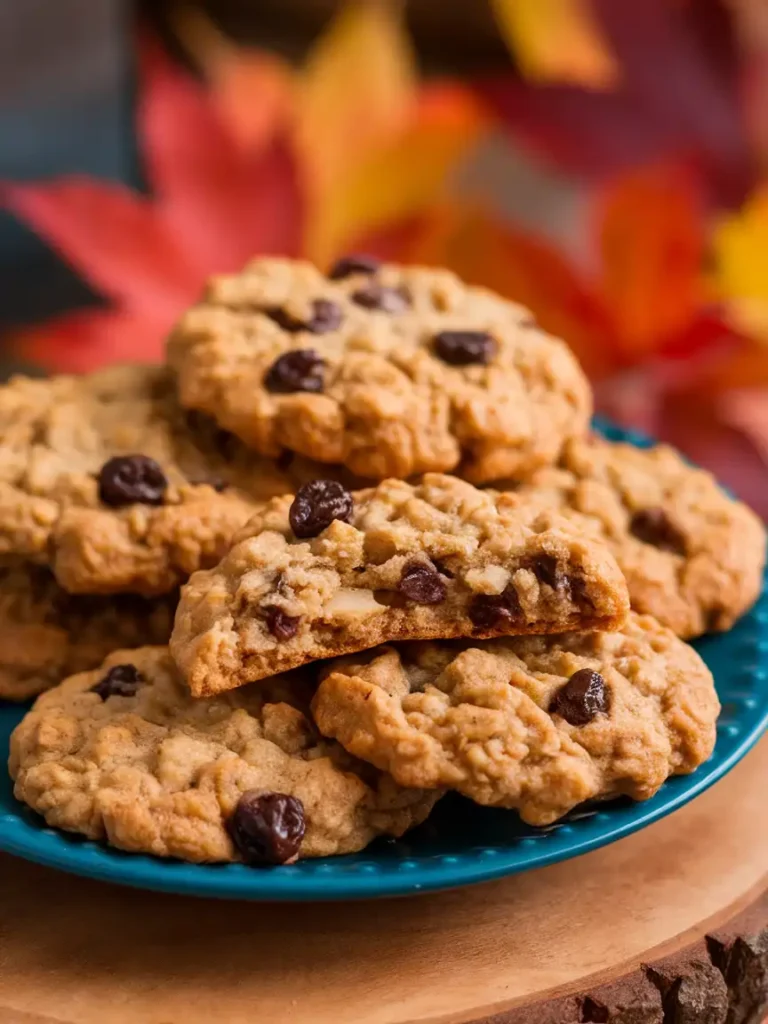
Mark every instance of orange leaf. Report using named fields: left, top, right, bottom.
left=402, top=204, right=614, bottom=378
left=209, top=54, right=295, bottom=153
left=689, top=337, right=768, bottom=394
left=165, top=134, right=305, bottom=270
left=415, top=80, right=492, bottom=124
left=713, top=185, right=768, bottom=341
left=306, top=84, right=487, bottom=266
left=165, top=5, right=294, bottom=151
left=1, top=134, right=303, bottom=318
left=296, top=0, right=417, bottom=199
left=596, top=165, right=706, bottom=359
left=491, top=0, right=619, bottom=88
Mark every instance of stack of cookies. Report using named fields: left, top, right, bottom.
left=6, top=257, right=766, bottom=867
left=0, top=363, right=315, bottom=702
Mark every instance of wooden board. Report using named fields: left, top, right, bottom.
left=0, top=738, right=766, bottom=1024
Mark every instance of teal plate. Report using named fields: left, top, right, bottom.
left=0, top=421, right=766, bottom=900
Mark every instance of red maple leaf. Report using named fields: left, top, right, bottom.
left=0, top=32, right=303, bottom=371
left=478, top=0, right=754, bottom=206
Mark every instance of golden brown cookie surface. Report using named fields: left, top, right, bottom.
left=9, top=647, right=437, bottom=863
left=503, top=437, right=767, bottom=637
left=168, top=257, right=592, bottom=483
left=312, top=614, right=720, bottom=826
left=0, top=365, right=296, bottom=595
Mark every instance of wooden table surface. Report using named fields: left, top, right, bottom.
left=0, top=737, right=765, bottom=1024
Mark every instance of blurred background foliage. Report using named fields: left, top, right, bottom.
left=1, top=0, right=767, bottom=513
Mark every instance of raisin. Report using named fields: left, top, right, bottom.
left=92, top=663, right=144, bottom=700
left=433, top=330, right=497, bottom=366
left=97, top=455, right=168, bottom=507
left=468, top=585, right=522, bottom=631
left=264, top=350, right=325, bottom=394
left=398, top=561, right=447, bottom=605
left=529, top=553, right=566, bottom=591
left=351, top=283, right=410, bottom=313
left=327, top=254, right=381, bottom=280
left=266, top=299, right=342, bottom=335
left=630, top=508, right=687, bottom=556
left=289, top=480, right=354, bottom=538
left=550, top=669, right=610, bottom=726
left=229, top=792, right=306, bottom=866
left=265, top=607, right=301, bottom=641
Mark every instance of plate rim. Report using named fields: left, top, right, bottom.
left=0, top=708, right=766, bottom=901
left=0, top=419, right=766, bottom=901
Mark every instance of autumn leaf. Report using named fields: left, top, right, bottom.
left=207, top=54, right=295, bottom=153
left=1, top=179, right=197, bottom=318
left=1, top=32, right=303, bottom=370
left=683, top=336, right=768, bottom=394
left=137, top=32, right=302, bottom=268
left=726, top=0, right=768, bottom=161
left=596, top=165, right=706, bottom=359
left=656, top=389, right=768, bottom=518
left=307, top=83, right=488, bottom=265
left=713, top=186, right=768, bottom=339
left=171, top=0, right=417, bottom=185
left=168, top=1, right=475, bottom=267
left=296, top=0, right=417, bottom=200
left=0, top=25, right=480, bottom=370
left=491, top=0, right=619, bottom=88
left=393, top=161, right=713, bottom=377
left=7, top=308, right=172, bottom=374
left=719, top=386, right=768, bottom=463
left=395, top=204, right=614, bottom=378
left=478, top=0, right=753, bottom=205
left=166, top=4, right=294, bottom=151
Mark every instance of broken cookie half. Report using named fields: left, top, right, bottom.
left=171, top=474, right=630, bottom=697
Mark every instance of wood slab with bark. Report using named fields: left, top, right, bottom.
left=0, top=738, right=765, bottom=1024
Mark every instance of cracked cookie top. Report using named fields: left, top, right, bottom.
left=9, top=646, right=438, bottom=863
left=503, top=437, right=766, bottom=637
left=167, top=257, right=592, bottom=483
left=0, top=364, right=298, bottom=595
left=312, top=614, right=719, bottom=826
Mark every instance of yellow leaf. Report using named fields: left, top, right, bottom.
left=297, top=0, right=417, bottom=199
left=306, top=85, right=487, bottom=266
left=713, top=187, right=768, bottom=341
left=491, top=0, right=619, bottom=88
left=597, top=166, right=705, bottom=359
